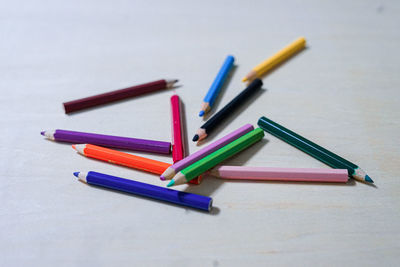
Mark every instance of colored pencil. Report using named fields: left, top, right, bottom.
left=171, top=95, right=185, bottom=162
left=63, top=79, right=178, bottom=113
left=72, top=144, right=171, bottom=175
left=257, top=116, right=373, bottom=183
left=170, top=95, right=202, bottom=185
left=199, top=55, right=235, bottom=117
left=74, top=171, right=212, bottom=211
left=41, top=129, right=171, bottom=155
left=242, top=37, right=306, bottom=82
left=193, top=79, right=262, bottom=142
left=209, top=166, right=349, bottom=183
left=168, top=128, right=264, bottom=187
left=161, top=124, right=254, bottom=180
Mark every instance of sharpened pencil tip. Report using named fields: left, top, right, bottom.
left=40, top=131, right=45, bottom=136
left=72, top=144, right=76, bottom=150
left=199, top=110, right=205, bottom=117
left=167, top=180, right=175, bottom=187
left=242, top=77, right=248, bottom=82
left=192, top=134, right=199, bottom=142
left=365, top=175, right=374, bottom=183
left=160, top=175, right=166, bottom=181
left=73, top=172, right=80, bottom=178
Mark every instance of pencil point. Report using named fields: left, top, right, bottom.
left=160, top=175, right=166, bottom=181
left=73, top=172, right=80, bottom=178
left=199, top=110, right=205, bottom=117
left=242, top=77, right=248, bottom=82
left=365, top=175, right=374, bottom=183
left=40, top=131, right=45, bottom=136
left=167, top=180, right=175, bottom=187
left=72, top=144, right=76, bottom=150
left=192, top=134, right=199, bottom=142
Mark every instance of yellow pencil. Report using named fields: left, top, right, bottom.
left=242, top=37, right=306, bottom=82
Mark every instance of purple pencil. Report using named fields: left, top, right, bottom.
left=41, top=129, right=171, bottom=155
left=160, top=124, right=254, bottom=180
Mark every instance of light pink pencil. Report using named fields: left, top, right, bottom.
left=209, top=166, right=349, bottom=182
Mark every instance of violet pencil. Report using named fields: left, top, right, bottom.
left=41, top=129, right=171, bottom=155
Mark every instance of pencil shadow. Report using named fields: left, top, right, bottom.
left=196, top=87, right=267, bottom=146
left=65, top=85, right=179, bottom=115
left=81, top=180, right=219, bottom=214
left=179, top=99, right=190, bottom=156
left=202, top=65, right=238, bottom=121
left=182, top=173, right=225, bottom=199
left=220, top=138, right=269, bottom=166
left=356, top=180, right=378, bottom=188
left=248, top=46, right=308, bottom=83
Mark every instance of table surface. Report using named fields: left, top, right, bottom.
left=1, top=0, right=400, bottom=266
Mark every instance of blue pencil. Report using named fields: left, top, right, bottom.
left=199, top=55, right=235, bottom=117
left=74, top=171, right=213, bottom=211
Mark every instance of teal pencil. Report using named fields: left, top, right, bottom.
left=258, top=116, right=373, bottom=183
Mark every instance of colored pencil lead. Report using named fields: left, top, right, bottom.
left=365, top=175, right=374, bottom=183
left=73, top=172, right=80, bottom=178
left=167, top=180, right=175, bottom=187
left=192, top=134, right=199, bottom=142
left=199, top=110, right=205, bottom=117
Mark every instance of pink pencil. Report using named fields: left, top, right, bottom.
left=170, top=95, right=201, bottom=184
left=171, top=95, right=184, bottom=162
left=209, top=166, right=349, bottom=183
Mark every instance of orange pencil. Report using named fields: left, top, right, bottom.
left=72, top=144, right=171, bottom=175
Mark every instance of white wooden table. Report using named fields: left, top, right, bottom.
left=1, top=0, right=399, bottom=266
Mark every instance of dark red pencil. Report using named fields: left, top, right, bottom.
left=63, top=79, right=178, bottom=114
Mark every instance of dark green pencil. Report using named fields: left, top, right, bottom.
left=257, top=116, right=373, bottom=183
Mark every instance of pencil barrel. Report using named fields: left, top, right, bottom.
left=86, top=171, right=212, bottom=211
left=183, top=128, right=265, bottom=181
left=204, top=55, right=235, bottom=106
left=257, top=116, right=357, bottom=173
left=54, top=129, right=171, bottom=155
left=83, top=144, right=171, bottom=175
left=203, top=79, right=262, bottom=134
left=254, top=37, right=306, bottom=75
left=63, top=80, right=168, bottom=113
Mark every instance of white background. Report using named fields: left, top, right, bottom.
left=1, top=0, right=400, bottom=266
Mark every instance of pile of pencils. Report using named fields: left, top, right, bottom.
left=42, top=37, right=373, bottom=212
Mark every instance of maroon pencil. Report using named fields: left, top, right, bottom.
left=63, top=79, right=178, bottom=113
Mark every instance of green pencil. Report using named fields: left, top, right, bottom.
left=257, top=116, right=373, bottom=183
left=167, top=128, right=264, bottom=187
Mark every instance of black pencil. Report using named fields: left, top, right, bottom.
left=193, top=78, right=263, bottom=142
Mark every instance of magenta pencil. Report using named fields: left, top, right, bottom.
left=209, top=166, right=349, bottom=183
left=171, top=95, right=184, bottom=162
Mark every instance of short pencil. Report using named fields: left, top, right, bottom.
left=199, top=55, right=235, bottom=117
left=41, top=129, right=171, bottom=155
left=193, top=79, right=262, bottom=142
left=242, top=37, right=306, bottom=82
left=63, top=79, right=178, bottom=113
left=209, top=166, right=349, bottom=183
left=73, top=144, right=171, bottom=175
left=74, top=171, right=212, bottom=211
left=170, top=95, right=201, bottom=184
